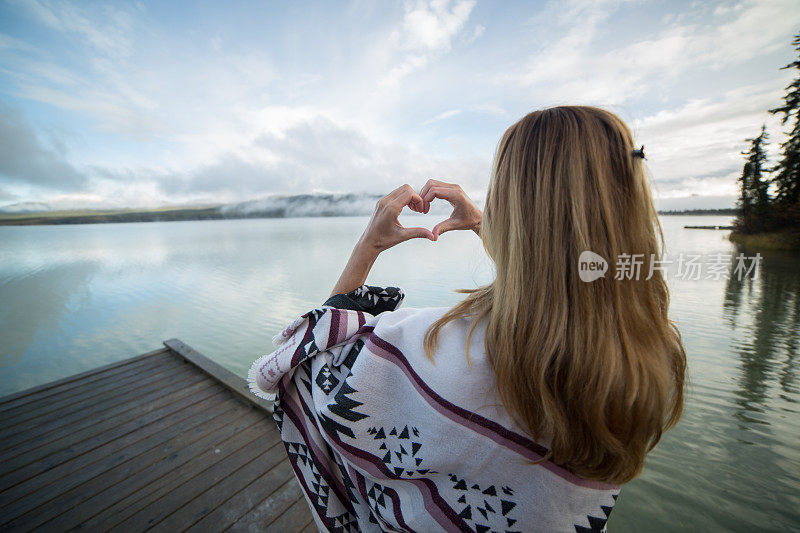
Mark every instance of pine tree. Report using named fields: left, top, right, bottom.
left=768, top=32, right=800, bottom=226
left=736, top=125, right=770, bottom=232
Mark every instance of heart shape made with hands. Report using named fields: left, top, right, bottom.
left=398, top=201, right=452, bottom=237
left=395, top=181, right=481, bottom=241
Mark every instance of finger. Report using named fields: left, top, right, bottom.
left=418, top=179, right=439, bottom=213
left=377, top=187, right=403, bottom=211
left=380, top=185, right=412, bottom=214
left=396, top=185, right=425, bottom=213
left=419, top=179, right=455, bottom=213
left=399, top=226, right=435, bottom=242
left=409, top=193, right=425, bottom=212
left=397, top=184, right=424, bottom=213
left=418, top=179, right=438, bottom=199
left=432, top=217, right=460, bottom=238
left=421, top=192, right=430, bottom=214
left=419, top=178, right=457, bottom=198
left=423, top=185, right=461, bottom=205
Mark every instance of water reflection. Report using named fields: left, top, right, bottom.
left=0, top=261, right=98, bottom=366
left=723, top=246, right=799, bottom=416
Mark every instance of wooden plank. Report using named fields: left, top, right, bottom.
left=0, top=349, right=177, bottom=417
left=164, top=338, right=273, bottom=413
left=0, top=338, right=299, bottom=533
left=0, top=387, right=239, bottom=525
left=0, top=353, right=189, bottom=430
left=0, top=385, right=229, bottom=515
left=265, top=496, right=315, bottom=532
left=153, top=446, right=295, bottom=532
left=0, top=369, right=208, bottom=468
left=224, top=473, right=304, bottom=532
left=0, top=350, right=181, bottom=425
left=0, top=347, right=169, bottom=409
left=0, top=366, right=205, bottom=456
left=0, top=351, right=189, bottom=436
left=36, top=403, right=266, bottom=532
left=184, top=460, right=298, bottom=532
left=91, top=422, right=283, bottom=531
left=0, top=378, right=223, bottom=487
left=300, top=519, right=319, bottom=532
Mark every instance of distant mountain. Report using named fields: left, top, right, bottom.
left=221, top=193, right=383, bottom=218
left=0, top=192, right=469, bottom=226
left=0, top=201, right=53, bottom=213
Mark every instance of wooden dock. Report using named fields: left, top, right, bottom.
left=683, top=225, right=734, bottom=230
left=0, top=339, right=315, bottom=532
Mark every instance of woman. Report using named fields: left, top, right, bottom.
left=249, top=105, right=687, bottom=532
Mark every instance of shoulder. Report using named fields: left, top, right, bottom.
left=370, top=305, right=451, bottom=334
left=371, top=306, right=485, bottom=359
left=356, top=305, right=496, bottom=403
left=367, top=306, right=481, bottom=360
left=321, top=284, right=467, bottom=349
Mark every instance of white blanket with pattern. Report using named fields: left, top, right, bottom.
left=248, top=285, right=620, bottom=533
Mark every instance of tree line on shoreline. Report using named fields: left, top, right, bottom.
left=734, top=33, right=800, bottom=236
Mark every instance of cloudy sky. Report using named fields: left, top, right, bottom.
left=1, top=0, right=798, bottom=211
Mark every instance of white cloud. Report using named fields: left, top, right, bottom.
left=422, top=108, right=462, bottom=125
left=0, top=105, right=86, bottom=191
left=395, top=0, right=475, bottom=52
left=0, top=32, right=36, bottom=53
left=634, top=78, right=791, bottom=202
left=156, top=114, right=489, bottom=202
left=21, top=0, right=135, bottom=58
left=516, top=0, right=800, bottom=104
left=383, top=0, right=476, bottom=86
left=467, top=103, right=507, bottom=116
left=464, top=23, right=485, bottom=45
left=25, top=112, right=490, bottom=210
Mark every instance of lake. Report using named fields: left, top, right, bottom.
left=0, top=215, right=798, bottom=531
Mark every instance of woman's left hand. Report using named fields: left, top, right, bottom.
left=359, top=184, right=436, bottom=254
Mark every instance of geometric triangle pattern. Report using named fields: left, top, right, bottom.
left=284, top=439, right=360, bottom=533
left=271, top=395, right=285, bottom=432
left=319, top=377, right=369, bottom=441
left=285, top=441, right=330, bottom=508
left=447, top=473, right=521, bottom=533
left=315, top=363, right=340, bottom=394
left=347, top=285, right=404, bottom=315
left=365, top=425, right=437, bottom=478
left=365, top=481, right=392, bottom=524
left=327, top=511, right=359, bottom=533
left=574, top=492, right=619, bottom=533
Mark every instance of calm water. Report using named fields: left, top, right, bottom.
left=0, top=215, right=798, bottom=531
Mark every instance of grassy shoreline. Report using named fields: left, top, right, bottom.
left=0, top=206, right=250, bottom=226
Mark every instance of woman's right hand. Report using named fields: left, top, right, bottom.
left=418, top=179, right=482, bottom=239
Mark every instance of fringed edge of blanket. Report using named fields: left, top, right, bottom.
left=247, top=352, right=277, bottom=402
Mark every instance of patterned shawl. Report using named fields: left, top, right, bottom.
left=248, top=285, right=621, bottom=532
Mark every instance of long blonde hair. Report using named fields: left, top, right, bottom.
left=424, top=106, right=686, bottom=485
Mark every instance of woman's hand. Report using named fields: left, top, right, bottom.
left=359, top=184, right=436, bottom=253
left=329, top=185, right=434, bottom=297
left=418, top=179, right=482, bottom=238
